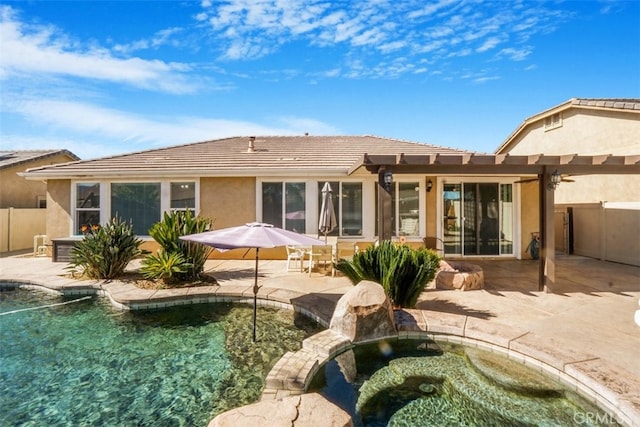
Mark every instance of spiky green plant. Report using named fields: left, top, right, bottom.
left=68, top=217, right=143, bottom=280
left=143, top=210, right=213, bottom=282
left=335, top=240, right=441, bottom=308
left=140, top=250, right=193, bottom=285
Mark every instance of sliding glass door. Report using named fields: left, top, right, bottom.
left=443, top=182, right=513, bottom=256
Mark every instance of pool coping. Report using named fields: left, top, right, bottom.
left=1, top=277, right=638, bottom=426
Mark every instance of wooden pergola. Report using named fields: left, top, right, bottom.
left=349, top=153, right=640, bottom=293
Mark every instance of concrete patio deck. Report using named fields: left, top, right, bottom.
left=1, top=254, right=639, bottom=425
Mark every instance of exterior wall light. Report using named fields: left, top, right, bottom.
left=426, top=179, right=433, bottom=192
left=548, top=169, right=562, bottom=190
left=383, top=170, right=393, bottom=191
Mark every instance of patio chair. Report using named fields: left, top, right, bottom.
left=285, top=245, right=304, bottom=272
left=336, top=241, right=357, bottom=261
left=308, top=244, right=334, bottom=277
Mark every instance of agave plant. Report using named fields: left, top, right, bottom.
left=68, top=217, right=143, bottom=280
left=142, top=210, right=213, bottom=282
left=141, top=250, right=193, bottom=285
left=336, top=240, right=441, bottom=308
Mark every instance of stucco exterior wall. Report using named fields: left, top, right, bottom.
left=0, top=153, right=76, bottom=209
left=505, top=110, right=639, bottom=156
left=425, top=176, right=438, bottom=237
left=198, top=177, right=288, bottom=259
left=502, top=109, right=640, bottom=204
left=46, top=179, right=72, bottom=239
left=200, top=177, right=256, bottom=228
left=520, top=182, right=539, bottom=259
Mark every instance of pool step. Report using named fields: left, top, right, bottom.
left=465, top=347, right=563, bottom=397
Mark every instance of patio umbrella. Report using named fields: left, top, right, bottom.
left=318, top=182, right=337, bottom=242
left=180, top=222, right=324, bottom=341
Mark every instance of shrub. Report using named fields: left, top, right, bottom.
left=141, top=210, right=213, bottom=282
left=141, top=250, right=192, bottom=285
left=335, top=240, right=441, bottom=308
left=68, top=217, right=143, bottom=280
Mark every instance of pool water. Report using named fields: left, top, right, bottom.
left=0, top=287, right=322, bottom=426
left=309, top=340, right=617, bottom=426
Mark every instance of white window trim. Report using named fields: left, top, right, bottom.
left=70, top=179, right=199, bottom=236
left=257, top=178, right=367, bottom=236
left=391, top=176, right=425, bottom=238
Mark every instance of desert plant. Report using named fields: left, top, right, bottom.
left=335, top=240, right=441, bottom=308
left=68, top=217, right=143, bottom=280
left=140, top=250, right=193, bottom=285
left=143, top=210, right=213, bottom=281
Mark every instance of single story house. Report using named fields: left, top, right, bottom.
left=21, top=132, right=639, bottom=291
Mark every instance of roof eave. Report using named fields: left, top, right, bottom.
left=19, top=167, right=355, bottom=180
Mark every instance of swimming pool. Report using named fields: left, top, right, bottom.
left=0, top=285, right=322, bottom=426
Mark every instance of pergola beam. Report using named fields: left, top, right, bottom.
left=361, top=153, right=639, bottom=294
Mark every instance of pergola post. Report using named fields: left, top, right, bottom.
left=539, top=167, right=556, bottom=293
left=377, top=168, right=393, bottom=241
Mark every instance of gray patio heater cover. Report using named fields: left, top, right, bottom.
left=318, top=182, right=337, bottom=242
left=180, top=222, right=324, bottom=341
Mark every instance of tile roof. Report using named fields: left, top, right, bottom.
left=571, top=98, right=640, bottom=110
left=21, top=135, right=475, bottom=179
left=0, top=149, right=79, bottom=171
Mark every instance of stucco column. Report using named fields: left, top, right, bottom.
left=377, top=168, right=393, bottom=241
left=539, top=168, right=556, bottom=293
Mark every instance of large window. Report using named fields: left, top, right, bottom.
left=73, top=180, right=198, bottom=236
left=262, top=182, right=306, bottom=232
left=75, top=183, right=100, bottom=234
left=316, top=182, right=363, bottom=237
left=111, top=183, right=161, bottom=235
left=442, top=182, right=513, bottom=256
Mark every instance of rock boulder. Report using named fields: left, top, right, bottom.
left=329, top=280, right=396, bottom=342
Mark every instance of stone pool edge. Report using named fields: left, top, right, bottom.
left=1, top=278, right=637, bottom=427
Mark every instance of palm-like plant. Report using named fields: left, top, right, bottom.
left=68, top=217, right=143, bottom=280
left=336, top=240, right=441, bottom=308
left=142, top=210, right=213, bottom=282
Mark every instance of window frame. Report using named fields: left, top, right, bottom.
left=71, top=179, right=200, bottom=236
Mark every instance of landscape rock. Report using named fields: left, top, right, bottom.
left=436, top=261, right=484, bottom=291
left=329, top=280, right=396, bottom=342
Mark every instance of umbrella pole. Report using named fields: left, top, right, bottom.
left=252, top=247, right=259, bottom=342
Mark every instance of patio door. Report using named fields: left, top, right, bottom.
left=443, top=182, right=512, bottom=256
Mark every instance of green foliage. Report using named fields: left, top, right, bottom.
left=335, top=240, right=441, bottom=308
left=68, top=217, right=143, bottom=280
left=142, top=210, right=213, bottom=282
left=140, top=250, right=193, bottom=285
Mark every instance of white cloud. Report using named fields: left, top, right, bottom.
left=197, top=1, right=574, bottom=81
left=497, top=47, right=531, bottom=61
left=2, top=97, right=340, bottom=158
left=112, top=27, right=184, bottom=54
left=477, top=36, right=504, bottom=53
left=0, top=6, right=198, bottom=94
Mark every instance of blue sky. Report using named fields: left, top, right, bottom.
left=1, top=0, right=639, bottom=160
